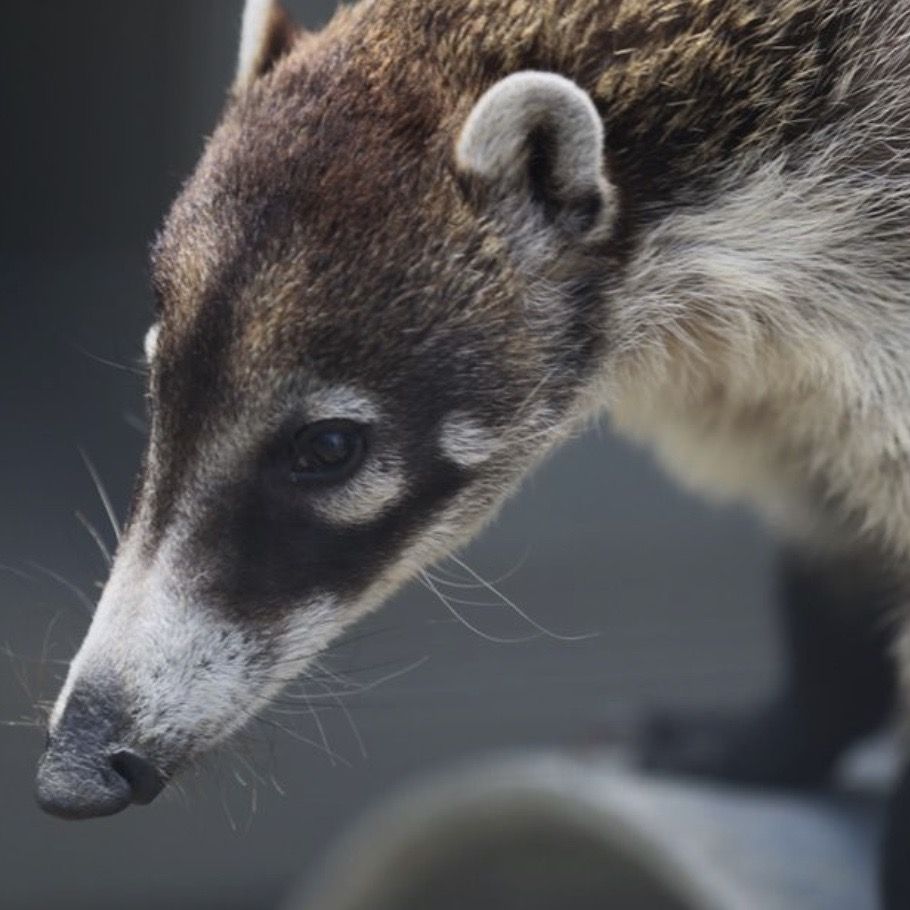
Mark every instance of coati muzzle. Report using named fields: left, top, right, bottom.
left=35, top=685, right=166, bottom=820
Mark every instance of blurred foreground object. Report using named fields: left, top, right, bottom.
left=291, top=750, right=888, bottom=910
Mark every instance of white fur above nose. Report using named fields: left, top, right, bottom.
left=49, top=534, right=284, bottom=748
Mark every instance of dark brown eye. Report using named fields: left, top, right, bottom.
left=290, top=420, right=367, bottom=483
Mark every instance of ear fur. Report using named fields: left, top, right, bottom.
left=457, top=72, right=615, bottom=240
left=235, top=0, right=298, bottom=92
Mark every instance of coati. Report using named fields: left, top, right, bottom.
left=35, top=0, right=910, bottom=903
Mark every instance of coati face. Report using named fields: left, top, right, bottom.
left=36, top=0, right=618, bottom=818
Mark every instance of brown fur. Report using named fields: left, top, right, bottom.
left=144, top=0, right=898, bottom=547
left=153, top=0, right=875, bottom=387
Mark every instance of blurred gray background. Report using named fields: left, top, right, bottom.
left=0, top=3, right=778, bottom=908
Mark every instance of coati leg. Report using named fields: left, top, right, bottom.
left=637, top=547, right=897, bottom=787
left=882, top=760, right=910, bottom=909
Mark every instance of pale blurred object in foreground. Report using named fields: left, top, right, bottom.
left=289, top=743, right=894, bottom=910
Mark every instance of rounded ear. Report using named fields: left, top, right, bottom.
left=456, top=72, right=615, bottom=241
left=235, top=0, right=298, bottom=92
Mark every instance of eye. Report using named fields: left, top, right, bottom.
left=290, top=420, right=367, bottom=483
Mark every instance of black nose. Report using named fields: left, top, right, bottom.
left=35, top=685, right=166, bottom=820
left=110, top=749, right=165, bottom=805
left=36, top=746, right=165, bottom=820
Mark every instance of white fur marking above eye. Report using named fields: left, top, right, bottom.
left=306, top=386, right=381, bottom=424
left=439, top=413, right=500, bottom=468
left=143, top=324, right=160, bottom=362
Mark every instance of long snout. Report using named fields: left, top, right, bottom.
left=35, top=685, right=166, bottom=820
left=35, top=527, right=309, bottom=819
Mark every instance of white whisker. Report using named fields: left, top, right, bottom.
left=78, top=447, right=122, bottom=544
left=72, top=343, right=146, bottom=376
left=310, top=664, right=368, bottom=759
left=25, top=561, right=95, bottom=616
left=302, top=690, right=338, bottom=768
left=419, top=570, right=539, bottom=644
left=268, top=656, right=431, bottom=700
left=0, top=563, right=31, bottom=581
left=123, top=411, right=148, bottom=435
left=255, top=715, right=351, bottom=767
left=75, top=511, right=113, bottom=566
left=448, top=553, right=599, bottom=643
left=427, top=546, right=531, bottom=589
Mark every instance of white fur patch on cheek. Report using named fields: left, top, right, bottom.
left=143, top=323, right=160, bottom=362
left=439, top=413, right=501, bottom=468
left=313, top=459, right=408, bottom=526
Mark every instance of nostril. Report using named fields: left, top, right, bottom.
left=110, top=749, right=165, bottom=806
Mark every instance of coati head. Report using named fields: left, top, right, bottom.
left=36, top=0, right=618, bottom=818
